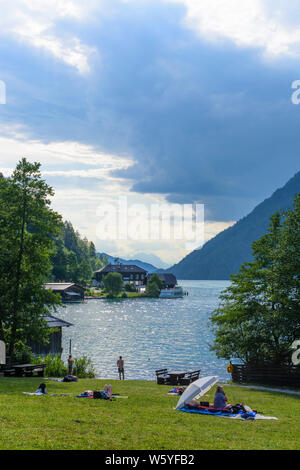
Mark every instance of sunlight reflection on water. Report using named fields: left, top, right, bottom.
left=57, top=280, right=231, bottom=381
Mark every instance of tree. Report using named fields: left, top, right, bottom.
left=89, top=242, right=97, bottom=268
left=210, top=194, right=300, bottom=366
left=66, top=251, right=78, bottom=282
left=146, top=274, right=163, bottom=298
left=77, top=259, right=93, bottom=285
left=103, top=272, right=124, bottom=297
left=50, top=238, right=68, bottom=281
left=0, top=159, right=62, bottom=362
left=50, top=221, right=103, bottom=282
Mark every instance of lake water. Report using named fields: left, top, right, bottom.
left=57, top=280, right=231, bottom=382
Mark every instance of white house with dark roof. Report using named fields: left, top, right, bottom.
left=93, top=263, right=147, bottom=287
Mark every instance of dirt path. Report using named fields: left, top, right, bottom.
left=223, top=383, right=300, bottom=396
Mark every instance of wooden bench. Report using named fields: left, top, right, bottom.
left=179, top=370, right=201, bottom=385
left=3, top=369, right=15, bottom=377
left=24, top=367, right=44, bottom=377
left=155, top=368, right=170, bottom=385
left=6, top=363, right=46, bottom=377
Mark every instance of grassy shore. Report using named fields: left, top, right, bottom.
left=0, top=377, right=299, bottom=450
left=85, top=292, right=146, bottom=299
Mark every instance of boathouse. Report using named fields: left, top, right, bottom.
left=147, top=273, right=177, bottom=288
left=45, top=283, right=85, bottom=301
left=28, top=315, right=73, bottom=357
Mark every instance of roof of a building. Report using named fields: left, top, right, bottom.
left=44, top=315, right=73, bottom=328
left=149, top=273, right=177, bottom=284
left=45, top=283, right=84, bottom=291
left=95, top=263, right=147, bottom=274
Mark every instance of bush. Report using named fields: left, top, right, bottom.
left=13, top=343, right=35, bottom=364
left=43, top=354, right=68, bottom=377
left=32, top=354, right=95, bottom=378
left=125, top=283, right=137, bottom=292
left=73, top=356, right=95, bottom=378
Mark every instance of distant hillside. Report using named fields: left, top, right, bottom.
left=50, top=221, right=104, bottom=283
left=166, top=170, right=300, bottom=280
left=97, top=253, right=160, bottom=273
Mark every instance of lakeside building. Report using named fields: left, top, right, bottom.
left=28, top=315, right=73, bottom=357
left=93, top=263, right=147, bottom=287
left=45, top=283, right=85, bottom=302
left=147, top=273, right=177, bottom=289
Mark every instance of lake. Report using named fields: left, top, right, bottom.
left=57, top=280, right=231, bottom=381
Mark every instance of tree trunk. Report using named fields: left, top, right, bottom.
left=8, top=194, right=27, bottom=364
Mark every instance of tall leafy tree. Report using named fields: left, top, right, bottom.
left=77, top=259, right=93, bottom=285
left=0, top=159, right=62, bottom=362
left=146, top=273, right=163, bottom=298
left=210, top=194, right=300, bottom=365
left=103, top=272, right=124, bottom=297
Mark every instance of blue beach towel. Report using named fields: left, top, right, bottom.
left=168, top=387, right=186, bottom=396
left=178, top=406, right=257, bottom=420
left=47, top=375, right=78, bottom=382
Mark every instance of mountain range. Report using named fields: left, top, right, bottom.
left=97, top=252, right=164, bottom=273
left=165, top=170, right=300, bottom=280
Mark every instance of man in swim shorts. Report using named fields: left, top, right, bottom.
left=117, top=356, right=124, bottom=380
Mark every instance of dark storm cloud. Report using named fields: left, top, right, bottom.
left=1, top=0, right=300, bottom=220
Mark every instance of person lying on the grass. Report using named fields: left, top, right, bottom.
left=168, top=386, right=186, bottom=395
left=82, top=384, right=112, bottom=398
left=35, top=383, right=47, bottom=395
left=23, top=383, right=48, bottom=396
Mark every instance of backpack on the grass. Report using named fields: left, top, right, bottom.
left=229, top=404, right=247, bottom=414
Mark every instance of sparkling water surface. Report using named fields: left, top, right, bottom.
left=57, top=280, right=231, bottom=381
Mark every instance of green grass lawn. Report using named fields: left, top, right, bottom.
left=0, top=377, right=299, bottom=450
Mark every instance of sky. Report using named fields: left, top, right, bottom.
left=0, top=0, right=300, bottom=266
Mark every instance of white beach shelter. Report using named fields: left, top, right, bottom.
left=175, top=376, right=219, bottom=410
left=0, top=340, right=5, bottom=364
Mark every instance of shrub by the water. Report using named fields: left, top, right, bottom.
left=73, top=356, right=95, bottom=378
left=43, top=355, right=68, bottom=377
left=34, top=354, right=95, bottom=377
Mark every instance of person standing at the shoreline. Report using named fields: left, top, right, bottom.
left=68, top=355, right=74, bottom=375
left=117, top=356, right=124, bottom=380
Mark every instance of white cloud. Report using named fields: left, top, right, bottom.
left=2, top=0, right=300, bottom=74
left=0, top=125, right=134, bottom=170
left=0, top=0, right=100, bottom=74
left=167, top=0, right=300, bottom=57
left=0, top=126, right=234, bottom=264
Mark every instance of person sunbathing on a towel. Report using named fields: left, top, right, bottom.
left=82, top=384, right=112, bottom=398
left=35, top=383, right=47, bottom=395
